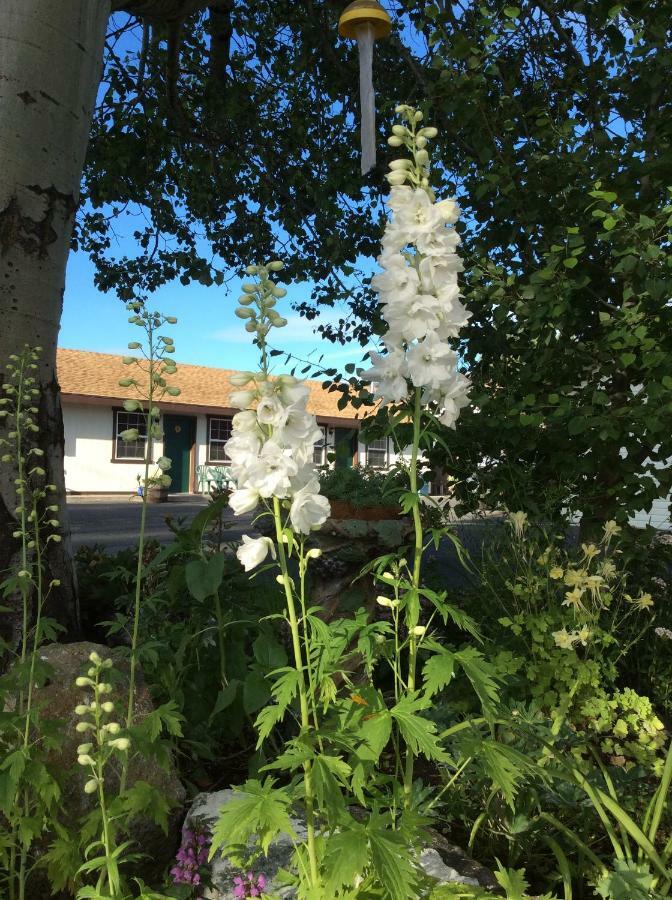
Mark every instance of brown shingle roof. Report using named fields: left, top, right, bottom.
left=57, top=348, right=362, bottom=423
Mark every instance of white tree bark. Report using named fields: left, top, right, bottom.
left=0, top=0, right=111, bottom=637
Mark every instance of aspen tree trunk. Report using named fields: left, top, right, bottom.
left=0, top=1, right=111, bottom=641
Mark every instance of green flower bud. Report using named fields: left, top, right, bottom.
left=84, top=778, right=99, bottom=794
left=77, top=743, right=93, bottom=754
left=235, top=307, right=255, bottom=319
left=109, top=737, right=131, bottom=751
left=75, top=676, right=92, bottom=687
left=77, top=754, right=95, bottom=766
left=241, top=282, right=258, bottom=294
left=387, top=136, right=404, bottom=147
left=101, top=701, right=115, bottom=713
left=392, top=125, right=408, bottom=137
left=89, top=651, right=102, bottom=665
left=76, top=722, right=95, bottom=732
left=268, top=260, right=284, bottom=271
left=165, top=315, right=178, bottom=324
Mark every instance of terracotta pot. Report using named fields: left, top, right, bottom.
left=147, top=485, right=169, bottom=504
left=327, top=499, right=401, bottom=521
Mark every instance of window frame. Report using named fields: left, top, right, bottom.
left=365, top=436, right=390, bottom=469
left=111, top=407, right=148, bottom=463
left=206, top=415, right=233, bottom=465
left=313, top=425, right=328, bottom=466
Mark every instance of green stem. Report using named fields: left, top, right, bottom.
left=403, top=388, right=424, bottom=809
left=123, top=335, right=155, bottom=789
left=272, top=498, right=319, bottom=888
left=213, top=594, right=228, bottom=688
left=298, top=543, right=322, bottom=739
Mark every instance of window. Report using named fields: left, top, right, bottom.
left=366, top=437, right=389, bottom=469
left=313, top=426, right=327, bottom=465
left=114, top=410, right=147, bottom=461
left=208, top=416, right=233, bottom=462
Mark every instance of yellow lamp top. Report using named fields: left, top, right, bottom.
left=338, top=0, right=392, bottom=40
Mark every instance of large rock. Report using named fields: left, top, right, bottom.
left=185, top=789, right=495, bottom=898
left=35, top=642, right=185, bottom=883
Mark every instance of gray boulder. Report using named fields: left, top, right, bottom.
left=186, top=789, right=495, bottom=898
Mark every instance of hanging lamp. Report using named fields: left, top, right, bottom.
left=338, top=0, right=392, bottom=175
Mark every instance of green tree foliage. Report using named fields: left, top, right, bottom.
left=390, top=1, right=672, bottom=528
left=83, top=2, right=672, bottom=529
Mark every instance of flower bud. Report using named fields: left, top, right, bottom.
left=76, top=722, right=95, bottom=732
left=84, top=778, right=99, bottom=794
left=416, top=135, right=428, bottom=149
left=75, top=704, right=90, bottom=715
left=89, top=651, right=102, bottom=665
left=241, top=282, right=258, bottom=294
left=412, top=625, right=427, bottom=637
left=105, top=722, right=121, bottom=734
left=275, top=575, right=285, bottom=585
left=392, top=125, right=407, bottom=137
left=419, top=126, right=438, bottom=138
left=388, top=159, right=413, bottom=170
left=387, top=136, right=404, bottom=147
left=77, top=743, right=93, bottom=755
left=75, top=676, right=92, bottom=687
left=386, top=171, right=408, bottom=186
left=269, top=260, right=284, bottom=271
left=101, top=701, right=115, bottom=713
left=245, top=322, right=257, bottom=333
left=415, top=149, right=429, bottom=166
left=77, top=754, right=95, bottom=766
left=235, top=307, right=255, bottom=319
left=109, top=737, right=131, bottom=751
left=306, top=548, right=322, bottom=559
left=165, top=316, right=178, bottom=324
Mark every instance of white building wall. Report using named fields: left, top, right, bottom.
left=63, top=403, right=165, bottom=493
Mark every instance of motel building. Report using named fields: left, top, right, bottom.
left=57, top=348, right=398, bottom=495
left=57, top=349, right=671, bottom=529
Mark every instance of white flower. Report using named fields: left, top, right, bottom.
left=363, top=348, right=409, bottom=403
left=273, top=409, right=323, bottom=448
left=435, top=198, right=460, bottom=224
left=237, top=535, right=276, bottom=571
left=256, top=395, right=289, bottom=428
left=245, top=440, right=298, bottom=498
left=232, top=409, right=261, bottom=434
left=406, top=334, right=458, bottom=391
left=371, top=252, right=420, bottom=302
left=229, top=487, right=260, bottom=515
left=289, top=479, right=331, bottom=534
left=388, top=186, right=443, bottom=245
left=230, top=388, right=257, bottom=408
left=224, top=432, right=261, bottom=465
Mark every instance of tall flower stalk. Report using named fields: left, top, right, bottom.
left=0, top=346, right=62, bottom=900
left=223, top=261, right=330, bottom=888
left=362, top=105, right=471, bottom=807
left=116, top=305, right=179, bottom=784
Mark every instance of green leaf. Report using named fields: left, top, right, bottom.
left=503, top=6, right=520, bottom=18
left=209, top=778, right=295, bottom=859
left=368, top=815, right=419, bottom=900
left=253, top=633, right=288, bottom=669
left=563, top=257, right=578, bottom=269
left=494, top=862, right=529, bottom=899
left=323, top=824, right=369, bottom=895
left=422, top=650, right=456, bottom=697
left=355, top=709, right=392, bottom=763
left=390, top=696, right=449, bottom=762
left=620, top=352, right=636, bottom=367
left=185, top=554, right=226, bottom=601
left=595, top=860, right=655, bottom=899
left=243, top=668, right=271, bottom=715
left=453, top=647, right=500, bottom=716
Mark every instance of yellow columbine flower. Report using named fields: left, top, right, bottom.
left=576, top=626, right=592, bottom=646
left=564, top=568, right=586, bottom=587
left=599, top=559, right=617, bottom=580
left=563, top=587, right=585, bottom=609
left=581, top=543, right=600, bottom=561
left=585, top=574, right=603, bottom=599
left=626, top=592, right=654, bottom=612
left=549, top=566, right=564, bottom=580
left=553, top=628, right=576, bottom=649
left=602, top=520, right=622, bottom=542
left=507, top=511, right=528, bottom=539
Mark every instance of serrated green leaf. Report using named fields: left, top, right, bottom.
left=453, top=647, right=500, bottom=716
left=323, top=823, right=369, bottom=894
left=422, top=651, right=456, bottom=697
left=210, top=778, right=295, bottom=859
left=390, top=696, right=449, bottom=762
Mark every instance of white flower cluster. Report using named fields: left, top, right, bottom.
left=362, top=107, right=471, bottom=428
left=226, top=264, right=331, bottom=571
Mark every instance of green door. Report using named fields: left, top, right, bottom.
left=334, top=428, right=356, bottom=469
left=162, top=415, right=195, bottom=493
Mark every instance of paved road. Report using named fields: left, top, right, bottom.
left=66, top=495, right=509, bottom=591
left=67, top=494, right=249, bottom=553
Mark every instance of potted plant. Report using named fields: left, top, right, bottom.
left=319, top=466, right=407, bottom=521
left=139, top=465, right=172, bottom=503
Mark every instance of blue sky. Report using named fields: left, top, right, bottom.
left=60, top=248, right=373, bottom=375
